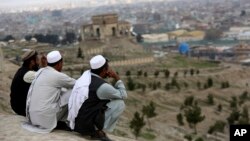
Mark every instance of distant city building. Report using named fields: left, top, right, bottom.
left=81, top=13, right=131, bottom=41
left=223, top=27, right=250, bottom=40
left=168, top=30, right=205, bottom=42
left=237, top=32, right=250, bottom=40
left=142, top=33, right=169, bottom=43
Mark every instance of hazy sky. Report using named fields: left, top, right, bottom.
left=0, top=0, right=164, bottom=7
left=1, top=0, right=73, bottom=7
left=0, top=0, right=170, bottom=12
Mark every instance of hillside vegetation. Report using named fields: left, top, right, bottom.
left=1, top=38, right=250, bottom=141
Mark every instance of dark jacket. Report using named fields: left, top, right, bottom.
left=74, top=75, right=110, bottom=135
left=10, top=66, right=30, bottom=116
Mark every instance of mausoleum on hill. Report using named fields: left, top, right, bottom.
left=81, top=13, right=131, bottom=41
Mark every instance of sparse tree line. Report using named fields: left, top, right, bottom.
left=123, top=69, right=233, bottom=92
left=0, top=32, right=80, bottom=45
left=125, top=68, right=200, bottom=78
left=176, top=91, right=250, bottom=141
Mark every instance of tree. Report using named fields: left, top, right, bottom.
left=177, top=113, right=184, bottom=126
left=144, top=72, right=148, bottom=77
left=184, top=96, right=195, bottom=107
left=45, top=34, right=59, bottom=45
left=25, top=35, right=32, bottom=41
left=190, top=68, right=194, bottom=76
left=77, top=47, right=83, bottom=58
left=184, top=70, right=188, bottom=77
left=184, top=105, right=205, bottom=134
left=227, top=109, right=240, bottom=124
left=141, top=84, right=146, bottom=92
left=142, top=101, right=157, bottom=129
left=3, top=35, right=15, bottom=41
left=164, top=69, right=170, bottom=78
left=239, top=91, right=248, bottom=105
left=137, top=70, right=142, bottom=77
left=195, top=137, right=204, bottom=141
left=127, top=77, right=135, bottom=91
left=239, top=106, right=249, bottom=124
left=204, top=29, right=222, bottom=41
left=240, top=10, right=246, bottom=16
left=34, top=34, right=45, bottom=42
left=207, top=78, right=213, bottom=88
left=152, top=82, right=157, bottom=90
left=184, top=134, right=192, bottom=141
left=183, top=82, right=189, bottom=89
left=197, top=81, right=201, bottom=90
left=165, top=83, right=171, bottom=90
left=217, top=104, right=222, bottom=112
left=130, top=112, right=145, bottom=139
left=65, top=32, right=76, bottom=43
left=221, top=81, right=230, bottom=89
left=230, top=96, right=238, bottom=109
left=154, top=70, right=159, bottom=78
left=171, top=77, right=180, bottom=90
left=196, top=69, right=200, bottom=75
left=126, top=70, right=131, bottom=77
left=208, top=120, right=226, bottom=134
left=207, top=94, right=214, bottom=105
left=174, top=71, right=178, bottom=77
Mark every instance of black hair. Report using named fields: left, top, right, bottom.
left=22, top=51, right=38, bottom=68
left=48, top=58, right=63, bottom=67
left=91, top=61, right=109, bottom=75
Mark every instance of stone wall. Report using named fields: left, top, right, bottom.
left=92, top=14, right=118, bottom=25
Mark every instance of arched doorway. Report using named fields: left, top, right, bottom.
left=96, top=28, right=100, bottom=37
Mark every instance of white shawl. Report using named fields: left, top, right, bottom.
left=67, top=70, right=91, bottom=129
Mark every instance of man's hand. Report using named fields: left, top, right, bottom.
left=107, top=69, right=120, bottom=81
left=40, top=54, right=47, bottom=68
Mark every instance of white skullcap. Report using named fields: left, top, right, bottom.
left=90, top=55, right=107, bottom=69
left=47, top=50, right=62, bottom=63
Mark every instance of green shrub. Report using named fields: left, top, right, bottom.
left=208, top=120, right=226, bottom=134
left=207, top=94, right=214, bottom=105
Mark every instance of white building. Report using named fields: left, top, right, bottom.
left=237, top=32, right=250, bottom=40
left=223, top=27, right=250, bottom=40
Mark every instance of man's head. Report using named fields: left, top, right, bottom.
left=22, top=50, right=39, bottom=71
left=90, top=55, right=109, bottom=78
left=47, top=50, right=63, bottom=72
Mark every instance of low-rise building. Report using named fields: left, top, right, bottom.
left=167, top=30, right=205, bottom=42
left=177, top=31, right=205, bottom=42
left=142, top=33, right=169, bottom=43
left=237, top=32, right=250, bottom=40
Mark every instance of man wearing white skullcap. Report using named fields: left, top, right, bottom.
left=23, top=50, right=76, bottom=133
left=68, top=55, right=127, bottom=141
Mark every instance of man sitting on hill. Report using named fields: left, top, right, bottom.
left=10, top=50, right=46, bottom=116
left=23, top=50, right=76, bottom=133
left=68, top=55, right=127, bottom=141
